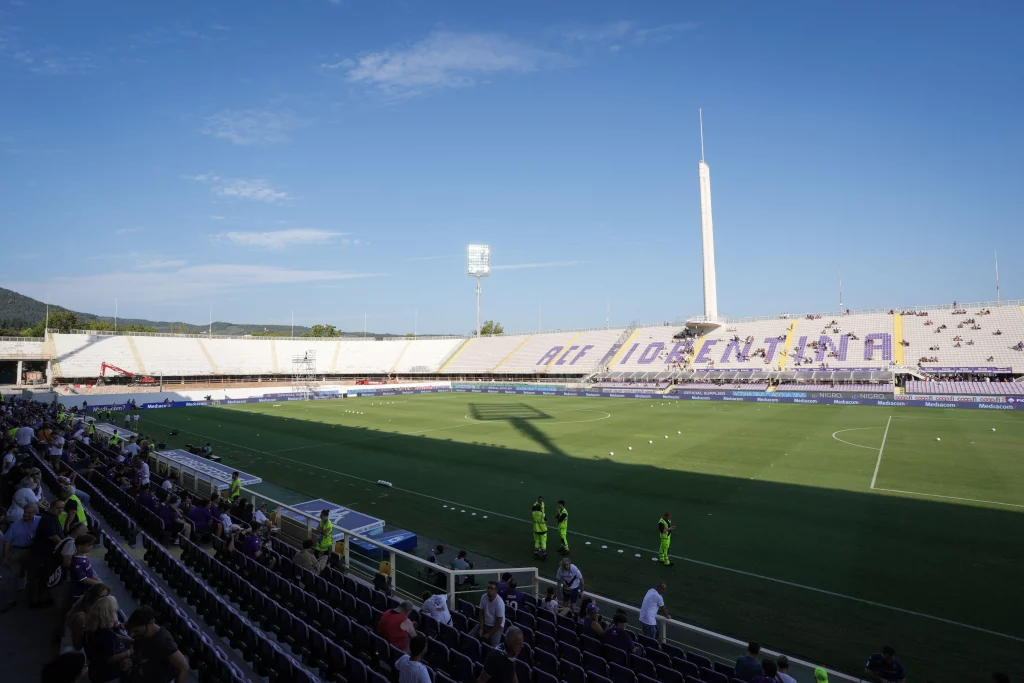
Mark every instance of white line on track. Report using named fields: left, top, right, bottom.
left=831, top=427, right=883, bottom=450
left=870, top=416, right=891, bottom=489
left=146, top=415, right=1024, bottom=644
left=873, top=487, right=1024, bottom=509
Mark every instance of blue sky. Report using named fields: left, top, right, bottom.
left=1, top=1, right=1021, bottom=334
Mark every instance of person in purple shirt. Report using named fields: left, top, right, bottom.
left=187, top=499, right=214, bottom=535
left=68, top=534, right=100, bottom=604
left=136, top=484, right=158, bottom=512
left=227, top=527, right=274, bottom=568
left=158, top=501, right=191, bottom=545
left=503, top=578, right=525, bottom=611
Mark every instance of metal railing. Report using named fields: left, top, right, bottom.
left=0, top=336, right=45, bottom=342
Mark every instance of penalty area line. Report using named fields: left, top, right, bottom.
left=144, top=417, right=1024, bottom=644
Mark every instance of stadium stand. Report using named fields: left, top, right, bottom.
left=610, top=326, right=691, bottom=372
left=688, top=320, right=793, bottom=369
left=905, top=380, right=1024, bottom=395
left=897, top=306, right=1024, bottom=371
left=775, top=383, right=893, bottom=393
left=34, top=303, right=1024, bottom=383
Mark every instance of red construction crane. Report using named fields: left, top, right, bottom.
left=100, top=363, right=156, bottom=383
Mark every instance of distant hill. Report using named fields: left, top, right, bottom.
left=0, top=287, right=404, bottom=338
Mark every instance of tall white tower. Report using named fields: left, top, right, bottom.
left=697, top=108, right=719, bottom=321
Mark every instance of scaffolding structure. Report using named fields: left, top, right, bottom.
left=291, top=350, right=318, bottom=399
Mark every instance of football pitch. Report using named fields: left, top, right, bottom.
left=137, top=394, right=1024, bottom=681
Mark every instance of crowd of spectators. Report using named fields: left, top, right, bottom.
left=0, top=395, right=192, bottom=682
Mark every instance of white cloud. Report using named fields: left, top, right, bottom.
left=114, top=227, right=145, bottom=234
left=219, top=229, right=346, bottom=250
left=404, top=254, right=459, bottom=262
left=202, top=108, right=304, bottom=145
left=208, top=215, right=227, bottom=221
left=492, top=261, right=580, bottom=271
left=564, top=21, right=635, bottom=43
left=337, top=31, right=572, bottom=100
left=189, top=174, right=292, bottom=204
left=22, top=264, right=384, bottom=306
left=134, top=259, right=186, bottom=270
left=563, top=20, right=697, bottom=48
left=632, top=22, right=699, bottom=44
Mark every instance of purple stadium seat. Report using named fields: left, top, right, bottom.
left=604, top=645, right=628, bottom=667
left=646, top=650, right=671, bottom=668
left=449, top=650, right=475, bottom=683
left=585, top=652, right=609, bottom=677
left=700, top=668, right=728, bottom=683
left=515, top=660, right=532, bottom=683
left=685, top=654, right=711, bottom=671
left=712, top=664, right=735, bottom=679
left=559, top=643, right=583, bottom=665
left=535, top=669, right=559, bottom=683
left=672, top=659, right=700, bottom=679
left=610, top=662, right=638, bottom=683
left=563, top=661, right=586, bottom=683
left=588, top=674, right=614, bottom=683
left=458, top=631, right=482, bottom=661
left=656, top=665, right=683, bottom=683
left=580, top=634, right=603, bottom=656
left=536, top=632, right=557, bottom=655
left=630, top=655, right=656, bottom=678
left=535, top=648, right=559, bottom=676
left=639, top=674, right=660, bottom=683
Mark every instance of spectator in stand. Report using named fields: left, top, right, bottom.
left=603, top=611, right=642, bottom=655
left=126, top=606, right=191, bottom=683
left=477, top=580, right=506, bottom=645
left=228, top=527, right=274, bottom=568
left=158, top=498, right=191, bottom=545
left=136, top=484, right=158, bottom=512
left=420, top=589, right=453, bottom=627
left=15, top=423, right=36, bottom=455
left=68, top=534, right=101, bottom=606
left=82, top=596, right=134, bottom=683
left=751, top=659, right=780, bottom=683
left=477, top=626, right=523, bottom=683
left=186, top=498, right=221, bottom=539
left=639, top=581, right=670, bottom=640
left=451, top=550, right=475, bottom=586
left=503, top=577, right=524, bottom=611
left=122, top=436, right=140, bottom=458
left=293, top=539, right=328, bottom=575
left=60, top=486, right=86, bottom=525
left=28, top=498, right=66, bottom=607
left=160, top=472, right=177, bottom=497
left=581, top=602, right=606, bottom=637
left=776, top=656, right=798, bottom=683
left=396, top=634, right=431, bottom=683
left=1, top=501, right=40, bottom=607
left=735, top=642, right=762, bottom=682
left=864, top=646, right=906, bottom=683
left=556, top=557, right=584, bottom=614
left=377, top=600, right=418, bottom=653
left=40, top=651, right=88, bottom=683
left=542, top=587, right=559, bottom=615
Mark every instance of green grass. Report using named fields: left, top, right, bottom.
left=130, top=395, right=1023, bottom=681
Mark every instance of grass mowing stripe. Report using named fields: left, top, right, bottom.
left=143, top=414, right=1024, bottom=644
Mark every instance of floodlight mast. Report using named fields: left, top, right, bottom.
left=466, top=244, right=491, bottom=337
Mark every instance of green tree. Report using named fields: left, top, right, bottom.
left=479, top=320, right=504, bottom=336
left=121, top=324, right=158, bottom=333
left=83, top=320, right=115, bottom=331
left=303, top=324, right=341, bottom=338
left=47, top=310, right=81, bottom=333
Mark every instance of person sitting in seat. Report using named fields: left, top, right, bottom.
left=377, top=600, right=419, bottom=654
left=293, top=539, right=328, bottom=575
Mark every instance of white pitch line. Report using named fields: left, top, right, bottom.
left=889, top=415, right=1024, bottom=424
left=145, top=416, right=1024, bottom=644
left=873, top=487, right=1024, bottom=509
left=870, top=416, right=891, bottom=490
left=831, top=427, right=883, bottom=450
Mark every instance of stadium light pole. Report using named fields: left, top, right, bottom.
left=115, top=298, right=118, bottom=332
left=995, top=250, right=1000, bottom=305
left=467, top=244, right=491, bottom=336
left=697, top=109, right=719, bottom=322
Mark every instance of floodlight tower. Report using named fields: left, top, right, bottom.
left=697, top=109, right=719, bottom=321
left=467, top=244, right=491, bottom=336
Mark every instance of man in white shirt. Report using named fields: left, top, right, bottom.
left=72, top=427, right=86, bottom=442
left=123, top=437, right=141, bottom=458
left=48, top=433, right=66, bottom=468
left=477, top=580, right=505, bottom=645
left=1, top=450, right=16, bottom=476
left=420, top=590, right=452, bottom=627
left=123, top=413, right=131, bottom=428
left=15, top=425, right=35, bottom=454
left=639, top=581, right=670, bottom=640
left=395, top=635, right=431, bottom=683
left=556, top=557, right=584, bottom=614
left=776, top=656, right=798, bottom=683
left=138, top=458, right=150, bottom=484
left=132, top=414, right=140, bottom=428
